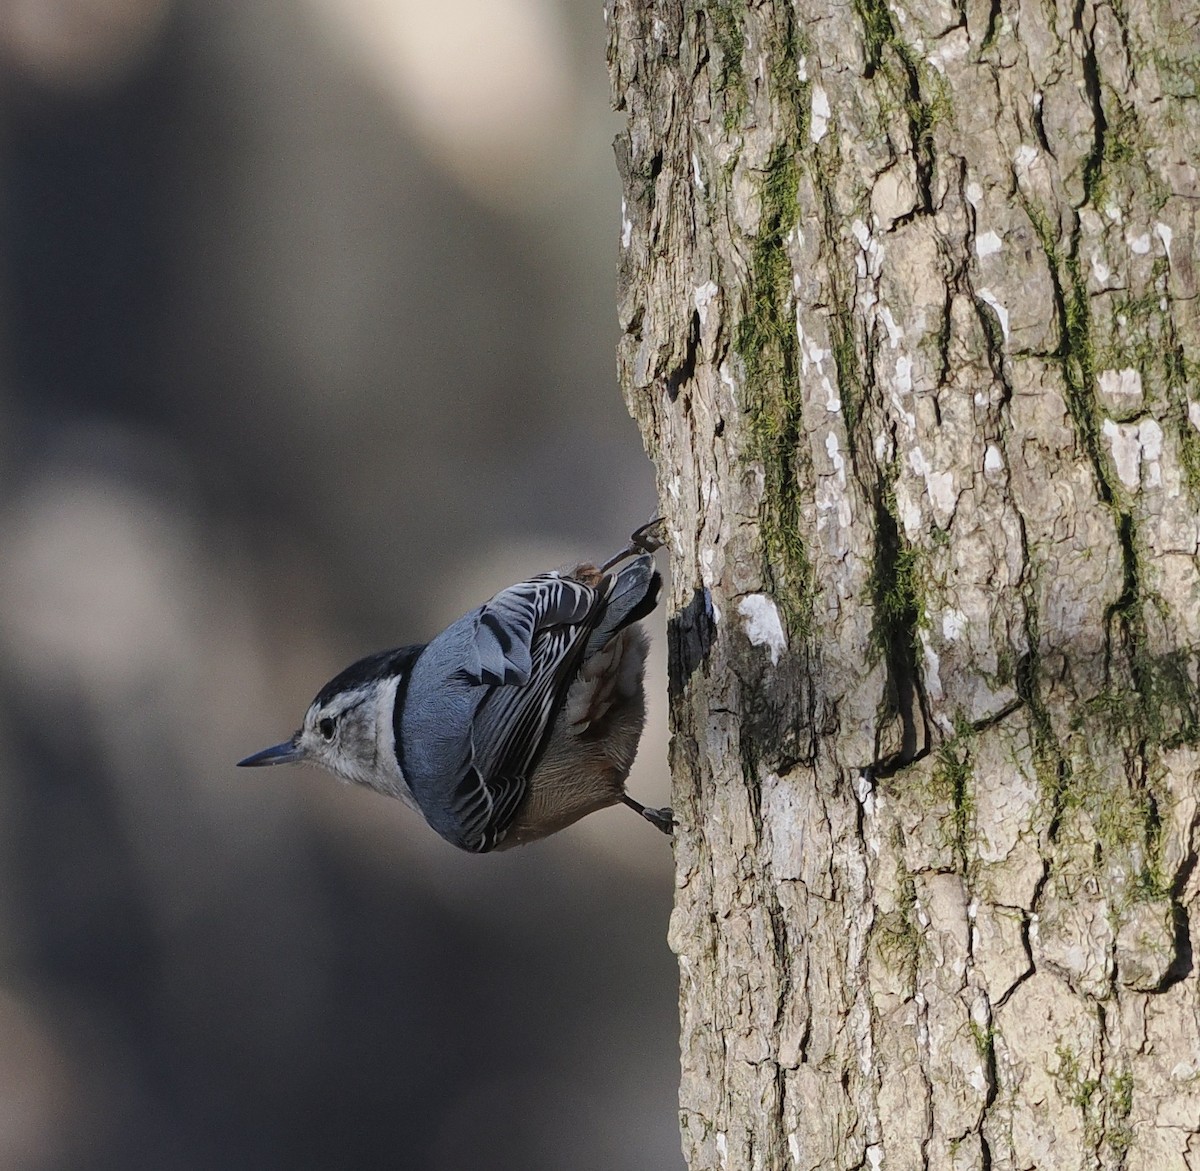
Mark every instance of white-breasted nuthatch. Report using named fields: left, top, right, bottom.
left=238, top=523, right=671, bottom=852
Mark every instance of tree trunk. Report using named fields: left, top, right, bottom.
left=607, top=0, right=1200, bottom=1166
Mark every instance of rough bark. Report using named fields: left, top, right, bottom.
left=607, top=0, right=1200, bottom=1167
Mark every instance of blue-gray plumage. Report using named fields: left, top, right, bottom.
left=238, top=527, right=670, bottom=852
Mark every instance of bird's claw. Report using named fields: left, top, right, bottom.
left=629, top=517, right=666, bottom=555
left=641, top=805, right=675, bottom=836
left=600, top=518, right=666, bottom=573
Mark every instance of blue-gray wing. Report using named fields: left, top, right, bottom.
left=403, top=573, right=608, bottom=852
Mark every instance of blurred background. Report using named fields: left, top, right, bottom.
left=0, top=1, right=679, bottom=1168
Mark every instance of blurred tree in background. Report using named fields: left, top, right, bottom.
left=0, top=2, right=680, bottom=1168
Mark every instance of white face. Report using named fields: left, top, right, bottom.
left=298, top=687, right=383, bottom=787
left=240, top=676, right=412, bottom=806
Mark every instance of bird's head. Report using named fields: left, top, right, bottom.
left=238, top=645, right=422, bottom=794
left=237, top=684, right=384, bottom=786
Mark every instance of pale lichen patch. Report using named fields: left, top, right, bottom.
left=1102, top=427, right=1134, bottom=489
left=942, top=608, right=968, bottom=640
left=810, top=85, right=831, bottom=143
left=921, top=630, right=944, bottom=700
left=1097, top=367, right=1143, bottom=413
left=737, top=593, right=788, bottom=664
left=1013, top=143, right=1038, bottom=172
left=693, top=280, right=720, bottom=328
left=1102, top=417, right=1163, bottom=490
left=975, top=230, right=1003, bottom=257
left=880, top=305, right=904, bottom=347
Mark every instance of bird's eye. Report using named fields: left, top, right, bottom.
left=318, top=716, right=336, bottom=741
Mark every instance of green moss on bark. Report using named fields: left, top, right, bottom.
left=739, top=147, right=813, bottom=634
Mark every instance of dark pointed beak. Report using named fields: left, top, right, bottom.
left=237, top=735, right=307, bottom=767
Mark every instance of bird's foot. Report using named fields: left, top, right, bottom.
left=629, top=517, right=666, bottom=554
left=600, top=518, right=666, bottom=572
left=622, top=793, right=675, bottom=836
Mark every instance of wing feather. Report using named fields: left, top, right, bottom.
left=402, top=572, right=616, bottom=852
left=455, top=577, right=608, bottom=850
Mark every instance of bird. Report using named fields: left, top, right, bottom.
left=238, top=521, right=672, bottom=853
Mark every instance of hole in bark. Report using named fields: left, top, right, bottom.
left=869, top=486, right=931, bottom=774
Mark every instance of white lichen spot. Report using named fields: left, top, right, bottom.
left=880, top=306, right=904, bottom=348
left=801, top=328, right=829, bottom=375
left=719, top=361, right=737, bottom=400
left=975, top=230, right=1002, bottom=257
left=966, top=181, right=983, bottom=207
left=943, top=608, right=968, bottom=640
left=866, top=1145, right=884, bottom=1171
left=1012, top=143, right=1038, bottom=171
left=1140, top=418, right=1163, bottom=488
left=620, top=198, right=632, bottom=249
left=895, top=354, right=913, bottom=394
left=1103, top=418, right=1139, bottom=487
left=1155, top=221, right=1173, bottom=257
left=896, top=480, right=923, bottom=539
left=926, top=470, right=957, bottom=520
left=969, top=1066, right=987, bottom=1094
left=1104, top=203, right=1123, bottom=224
left=1091, top=253, right=1111, bottom=284
left=700, top=546, right=717, bottom=587
left=810, top=85, right=831, bottom=143
left=693, top=280, right=720, bottom=328
left=738, top=594, right=788, bottom=665
left=984, top=443, right=1004, bottom=473
left=1098, top=366, right=1143, bottom=410
left=788, top=1133, right=801, bottom=1165
left=1128, top=231, right=1151, bottom=255
left=921, top=631, right=943, bottom=701
left=926, top=28, right=969, bottom=73
left=797, top=56, right=808, bottom=82
left=850, top=218, right=884, bottom=281
left=716, top=1131, right=728, bottom=1169
left=826, top=430, right=845, bottom=477
left=817, top=429, right=852, bottom=537
left=1189, top=400, right=1200, bottom=433
left=822, top=376, right=841, bottom=413
left=666, top=474, right=681, bottom=501
left=977, top=288, right=1010, bottom=343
